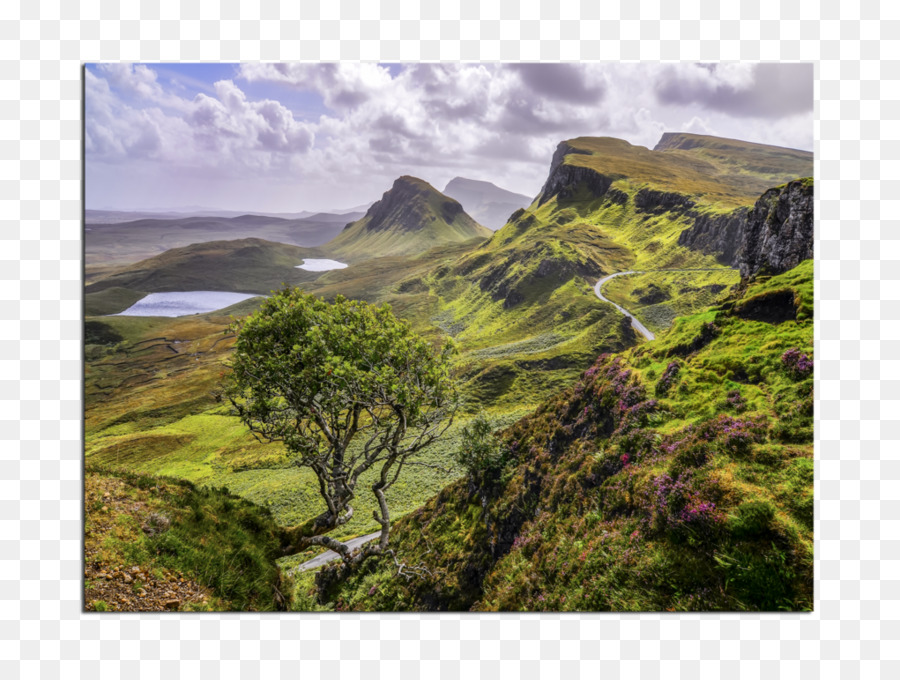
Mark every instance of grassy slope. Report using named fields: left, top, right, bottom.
left=84, top=241, right=530, bottom=543
left=653, top=132, right=814, bottom=193
left=85, top=214, right=352, bottom=269
left=315, top=261, right=813, bottom=612
left=404, top=134, right=811, bottom=409
left=565, top=135, right=813, bottom=209
left=84, top=468, right=287, bottom=611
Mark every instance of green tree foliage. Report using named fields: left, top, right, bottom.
left=454, top=414, right=506, bottom=481
left=225, top=288, right=459, bottom=568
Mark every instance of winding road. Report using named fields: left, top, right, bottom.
left=594, top=271, right=656, bottom=341
left=593, top=268, right=734, bottom=342
left=293, top=532, right=381, bottom=573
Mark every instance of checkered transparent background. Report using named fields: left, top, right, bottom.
left=2, top=0, right=896, bottom=676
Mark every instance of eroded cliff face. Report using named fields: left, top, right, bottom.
left=678, top=208, right=748, bottom=266
left=535, top=140, right=813, bottom=280
left=678, top=178, right=813, bottom=278
left=737, top=178, right=814, bottom=278
left=538, top=142, right=611, bottom=205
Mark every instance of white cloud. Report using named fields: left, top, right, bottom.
left=86, top=63, right=814, bottom=212
left=87, top=69, right=314, bottom=174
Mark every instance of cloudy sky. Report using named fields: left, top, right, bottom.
left=85, top=62, right=813, bottom=213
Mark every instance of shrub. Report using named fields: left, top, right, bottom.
left=453, top=414, right=507, bottom=481
left=728, top=500, right=776, bottom=539
left=655, top=361, right=681, bottom=397
left=648, top=472, right=724, bottom=540
left=780, top=348, right=813, bottom=380
left=725, top=389, right=746, bottom=412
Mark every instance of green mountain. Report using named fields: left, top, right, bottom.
left=326, top=176, right=492, bottom=258
left=543, top=133, right=812, bottom=210
left=83, top=132, right=814, bottom=613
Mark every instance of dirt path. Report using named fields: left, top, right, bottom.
left=293, top=532, right=382, bottom=573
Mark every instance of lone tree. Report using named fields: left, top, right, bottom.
left=225, top=288, right=459, bottom=570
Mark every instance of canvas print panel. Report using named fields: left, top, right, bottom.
left=84, top=63, right=814, bottom=612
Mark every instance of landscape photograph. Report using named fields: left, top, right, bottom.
left=83, top=62, right=814, bottom=612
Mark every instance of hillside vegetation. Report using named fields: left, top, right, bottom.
left=311, top=260, right=814, bottom=611
left=399, top=133, right=810, bottom=408
left=85, top=238, right=326, bottom=300
left=85, top=211, right=362, bottom=270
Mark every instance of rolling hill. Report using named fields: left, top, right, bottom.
left=84, top=238, right=327, bottom=305
left=442, top=177, right=532, bottom=230
left=385, top=133, right=812, bottom=409
left=325, top=176, right=492, bottom=258
left=85, top=211, right=365, bottom=271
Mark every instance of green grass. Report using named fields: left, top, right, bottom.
left=562, top=135, right=812, bottom=209
left=85, top=238, right=327, bottom=296
left=85, top=287, right=149, bottom=316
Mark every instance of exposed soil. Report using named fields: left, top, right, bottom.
left=83, top=474, right=214, bottom=612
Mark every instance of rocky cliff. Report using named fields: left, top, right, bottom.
left=678, top=178, right=813, bottom=278
left=537, top=142, right=612, bottom=205
left=737, top=178, right=814, bottom=278
left=327, top=175, right=491, bottom=258
left=363, top=176, right=462, bottom=233
left=677, top=208, right=748, bottom=266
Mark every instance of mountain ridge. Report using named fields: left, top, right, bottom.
left=443, top=177, right=532, bottom=230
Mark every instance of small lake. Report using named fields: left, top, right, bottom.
left=296, top=258, right=348, bottom=272
left=115, top=291, right=260, bottom=317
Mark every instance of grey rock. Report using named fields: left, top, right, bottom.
left=737, top=178, right=814, bottom=279
left=537, top=142, right=611, bottom=205
left=678, top=178, right=813, bottom=279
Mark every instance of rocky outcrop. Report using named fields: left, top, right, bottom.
left=538, top=142, right=612, bottom=205
left=678, top=178, right=813, bottom=278
left=737, top=178, right=813, bottom=279
left=634, top=188, right=695, bottom=214
left=538, top=163, right=613, bottom=206
left=605, top=188, right=629, bottom=205
left=677, top=208, right=748, bottom=265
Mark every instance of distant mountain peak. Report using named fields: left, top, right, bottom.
left=326, top=176, right=491, bottom=257
left=442, top=177, right=532, bottom=231
left=653, top=131, right=810, bottom=154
